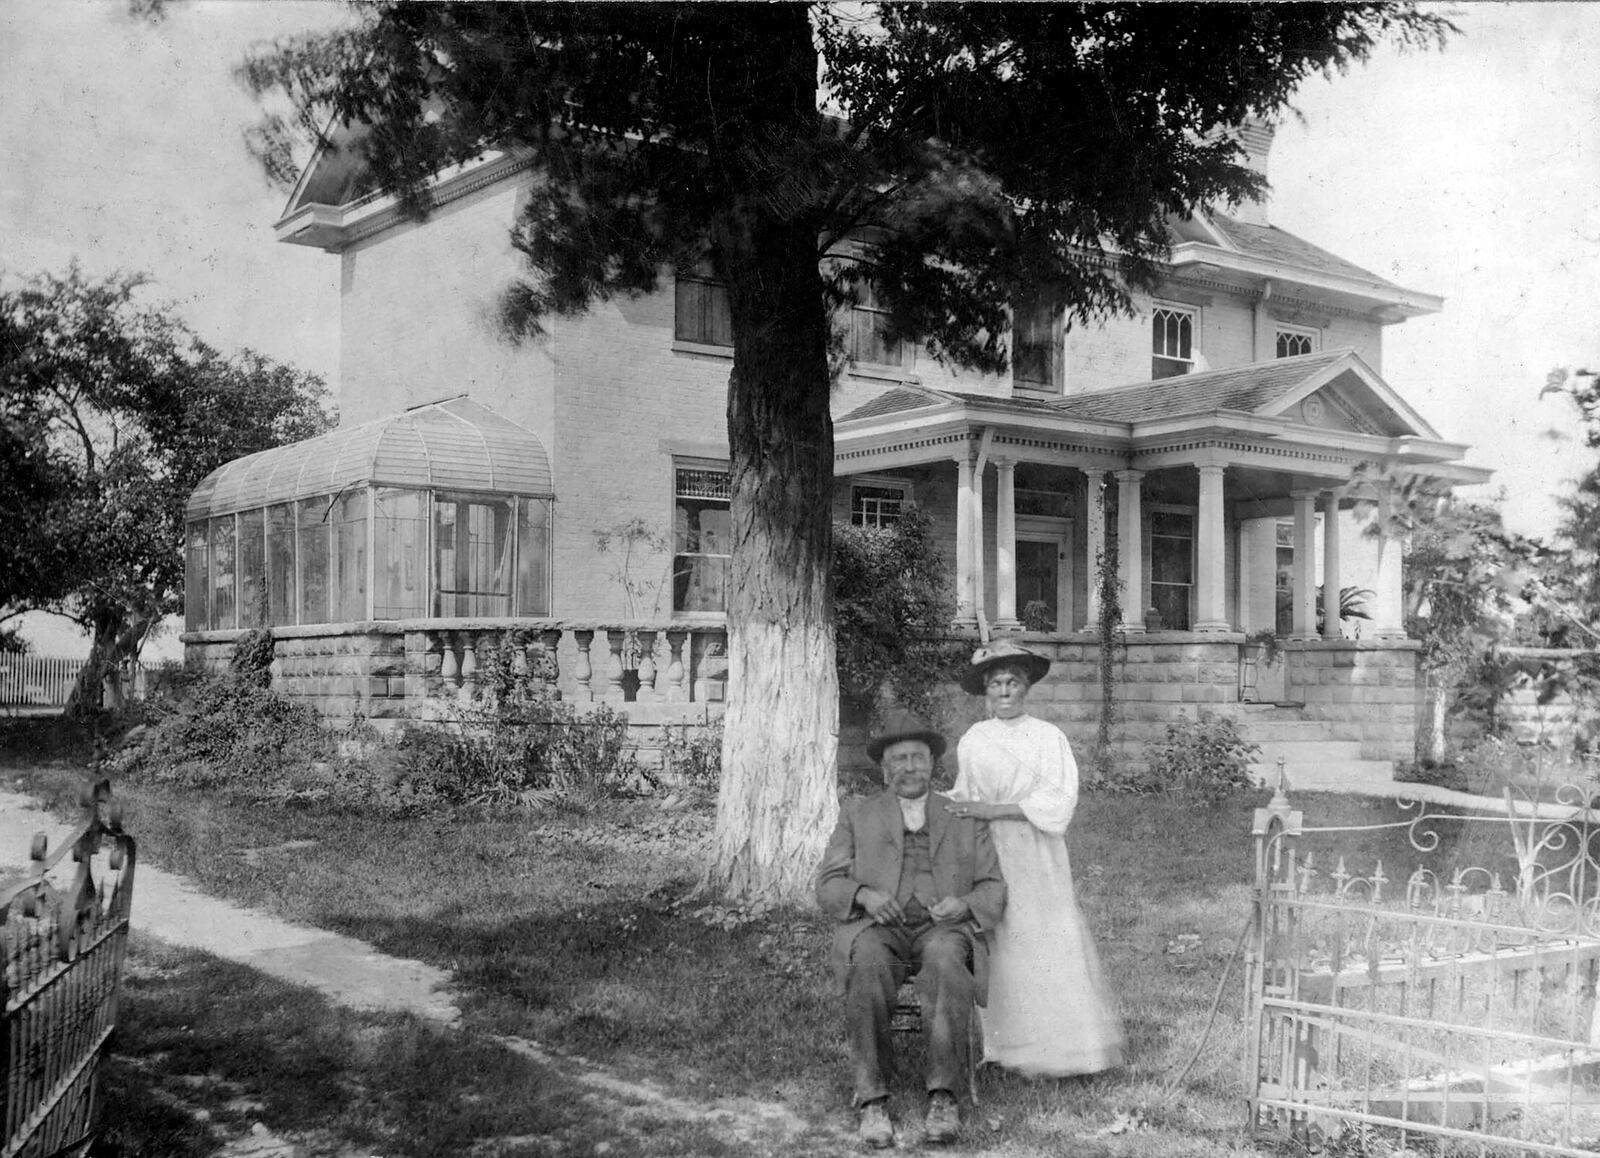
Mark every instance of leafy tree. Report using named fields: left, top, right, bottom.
left=0, top=266, right=332, bottom=714
left=1398, top=495, right=1536, bottom=762
left=242, top=1, right=1452, bottom=902
left=1533, top=366, right=1600, bottom=647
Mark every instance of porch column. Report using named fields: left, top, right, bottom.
left=1083, top=467, right=1107, bottom=630
left=953, top=452, right=976, bottom=627
left=1116, top=469, right=1144, bottom=632
left=972, top=457, right=987, bottom=630
left=994, top=459, right=1020, bottom=631
left=1194, top=464, right=1229, bottom=631
left=1291, top=489, right=1319, bottom=639
left=1321, top=488, right=1343, bottom=639
left=1372, top=483, right=1406, bottom=637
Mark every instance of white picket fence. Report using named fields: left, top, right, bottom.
left=0, top=655, right=147, bottom=707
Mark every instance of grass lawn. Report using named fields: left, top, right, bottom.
left=1, top=723, right=1541, bottom=1157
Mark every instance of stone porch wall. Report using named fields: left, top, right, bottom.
left=1280, top=639, right=1421, bottom=760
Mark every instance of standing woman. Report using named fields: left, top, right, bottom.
left=947, top=639, right=1123, bottom=1077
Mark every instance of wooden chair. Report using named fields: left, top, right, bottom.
left=890, top=980, right=983, bottom=1103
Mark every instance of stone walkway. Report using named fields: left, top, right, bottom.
left=0, top=788, right=459, bottom=1024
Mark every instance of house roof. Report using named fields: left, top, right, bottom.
left=1053, top=350, right=1350, bottom=424
left=186, top=396, right=554, bottom=522
left=1207, top=213, right=1398, bottom=290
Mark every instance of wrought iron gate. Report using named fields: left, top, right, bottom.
left=2, top=781, right=135, bottom=1158
left=1248, top=777, right=1600, bottom=1156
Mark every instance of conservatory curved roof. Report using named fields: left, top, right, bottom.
left=186, top=396, right=554, bottom=521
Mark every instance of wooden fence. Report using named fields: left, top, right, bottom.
left=0, top=659, right=146, bottom=709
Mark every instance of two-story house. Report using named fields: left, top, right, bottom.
left=182, top=119, right=1488, bottom=776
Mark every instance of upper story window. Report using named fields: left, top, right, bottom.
left=846, top=280, right=906, bottom=369
left=1151, top=305, right=1196, bottom=380
left=673, top=462, right=731, bottom=614
left=674, top=273, right=733, bottom=348
left=1013, top=292, right=1063, bottom=392
left=850, top=484, right=906, bottom=528
left=1275, top=326, right=1318, bottom=359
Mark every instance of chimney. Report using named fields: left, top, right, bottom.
left=1230, top=117, right=1276, bottom=227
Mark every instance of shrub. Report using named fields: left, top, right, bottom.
left=118, top=671, right=330, bottom=790
left=387, top=632, right=645, bottom=807
left=659, top=716, right=723, bottom=789
left=228, top=628, right=276, bottom=687
left=1138, top=711, right=1260, bottom=806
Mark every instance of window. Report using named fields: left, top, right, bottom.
left=1274, top=520, right=1295, bottom=635
left=209, top=516, right=237, bottom=631
left=434, top=493, right=513, bottom=618
left=373, top=488, right=426, bottom=620
left=1149, top=510, right=1193, bottom=631
left=264, top=504, right=296, bottom=627
left=674, top=273, right=733, bottom=348
left=297, top=497, right=332, bottom=625
left=1276, top=326, right=1317, bottom=358
left=1151, top=306, right=1196, bottom=379
left=851, top=485, right=905, bottom=528
left=516, top=498, right=552, bottom=617
left=847, top=280, right=906, bottom=368
left=332, top=490, right=368, bottom=622
left=673, top=465, right=731, bottom=613
left=1012, top=292, right=1063, bottom=391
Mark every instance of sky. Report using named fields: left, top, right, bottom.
left=1, top=0, right=1597, bottom=651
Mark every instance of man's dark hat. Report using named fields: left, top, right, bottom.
left=960, top=638, right=1052, bottom=695
left=866, top=709, right=947, bottom=763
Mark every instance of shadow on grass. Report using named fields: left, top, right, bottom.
left=92, top=934, right=754, bottom=1158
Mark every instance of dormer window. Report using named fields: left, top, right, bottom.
left=1013, top=291, right=1063, bottom=392
left=1275, top=326, right=1318, bottom=358
left=674, top=272, right=733, bottom=348
left=1151, top=305, right=1196, bottom=379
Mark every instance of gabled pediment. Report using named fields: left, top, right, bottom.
left=1256, top=351, right=1440, bottom=440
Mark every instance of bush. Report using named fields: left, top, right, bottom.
left=1137, top=711, right=1260, bottom=806
left=387, top=632, right=645, bottom=807
left=659, top=716, right=723, bottom=789
left=118, top=671, right=330, bottom=790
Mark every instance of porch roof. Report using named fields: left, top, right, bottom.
left=186, top=396, right=554, bottom=521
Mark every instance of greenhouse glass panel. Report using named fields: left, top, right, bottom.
left=516, top=497, right=551, bottom=616
left=373, top=488, right=427, bottom=619
left=237, top=508, right=267, bottom=629
left=265, top=504, right=296, bottom=627
left=184, top=523, right=208, bottom=631
left=434, top=494, right=514, bottom=617
left=333, top=489, right=369, bottom=622
left=209, top=516, right=237, bottom=631
left=297, top=497, right=331, bottom=624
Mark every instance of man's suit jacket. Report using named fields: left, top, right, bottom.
left=815, top=789, right=1007, bottom=1003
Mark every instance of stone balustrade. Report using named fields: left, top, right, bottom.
left=181, top=617, right=730, bottom=726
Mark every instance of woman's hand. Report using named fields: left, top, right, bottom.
left=947, top=801, right=991, bottom=820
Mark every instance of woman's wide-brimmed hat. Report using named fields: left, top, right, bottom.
left=865, top=709, right=948, bottom=763
left=960, top=638, right=1052, bottom=695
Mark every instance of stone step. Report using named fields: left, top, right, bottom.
left=1252, top=739, right=1365, bottom=762
left=1239, top=721, right=1350, bottom=743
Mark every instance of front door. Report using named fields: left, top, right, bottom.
left=1016, top=520, right=1072, bottom=632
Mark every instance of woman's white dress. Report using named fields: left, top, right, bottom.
left=952, top=714, right=1124, bottom=1076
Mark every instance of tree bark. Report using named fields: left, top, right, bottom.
left=704, top=9, right=839, bottom=905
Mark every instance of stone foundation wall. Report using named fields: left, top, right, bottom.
left=1282, top=639, right=1421, bottom=760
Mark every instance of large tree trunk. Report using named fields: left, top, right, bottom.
left=705, top=9, right=839, bottom=905
left=1416, top=668, right=1450, bottom=766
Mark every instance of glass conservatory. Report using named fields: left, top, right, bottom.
left=185, top=396, right=554, bottom=631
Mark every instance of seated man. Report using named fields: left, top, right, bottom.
left=816, top=710, right=1006, bottom=1148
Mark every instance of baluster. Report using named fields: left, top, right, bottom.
left=664, top=629, right=688, bottom=703
left=440, top=633, right=460, bottom=694
left=512, top=636, right=530, bottom=680
left=603, top=629, right=626, bottom=703
left=636, top=630, right=659, bottom=702
left=540, top=627, right=564, bottom=700
left=458, top=633, right=478, bottom=704
left=572, top=630, right=595, bottom=702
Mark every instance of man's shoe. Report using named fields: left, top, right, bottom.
left=924, top=1089, right=960, bottom=1144
left=858, top=1099, right=894, bottom=1149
